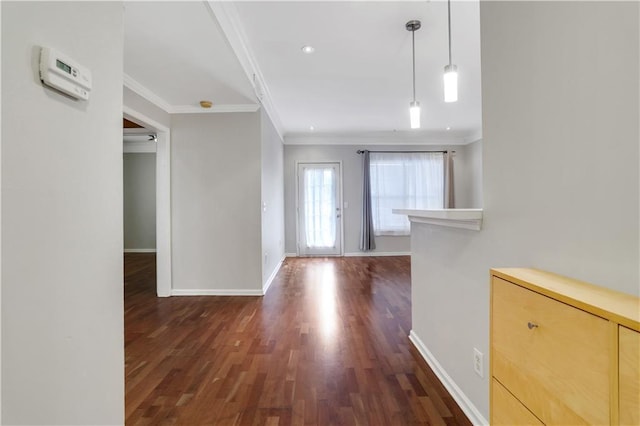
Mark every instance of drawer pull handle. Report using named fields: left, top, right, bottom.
left=527, top=322, right=539, bottom=330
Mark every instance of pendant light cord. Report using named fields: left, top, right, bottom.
left=412, top=28, right=416, bottom=102
left=447, top=0, right=452, bottom=66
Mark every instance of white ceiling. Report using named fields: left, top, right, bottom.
left=124, top=1, right=482, bottom=143
left=124, top=1, right=256, bottom=109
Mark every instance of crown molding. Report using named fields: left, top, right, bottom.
left=283, top=130, right=476, bottom=146
left=465, top=130, right=483, bottom=144
left=171, top=104, right=260, bottom=114
left=123, top=73, right=172, bottom=113
left=206, top=0, right=285, bottom=141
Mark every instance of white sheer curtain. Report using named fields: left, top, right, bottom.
left=303, top=167, right=336, bottom=248
left=370, top=152, right=444, bottom=235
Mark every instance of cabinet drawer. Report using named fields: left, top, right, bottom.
left=491, top=277, right=610, bottom=425
left=620, top=326, right=640, bottom=425
left=492, top=378, right=543, bottom=426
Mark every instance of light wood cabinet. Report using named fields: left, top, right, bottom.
left=490, top=268, right=640, bottom=426
left=619, top=326, right=640, bottom=426
left=492, top=378, right=543, bottom=426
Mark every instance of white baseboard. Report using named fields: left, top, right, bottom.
left=286, top=252, right=410, bottom=257
left=409, top=330, right=488, bottom=426
left=343, top=251, right=411, bottom=257
left=263, top=254, right=286, bottom=295
left=171, top=289, right=263, bottom=296
left=124, top=248, right=157, bottom=253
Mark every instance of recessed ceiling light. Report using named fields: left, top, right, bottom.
left=446, top=126, right=451, bottom=131
left=301, top=45, right=315, bottom=54
left=309, top=126, right=315, bottom=131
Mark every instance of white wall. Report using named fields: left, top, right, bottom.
left=124, top=153, right=156, bottom=250
left=171, top=113, right=262, bottom=292
left=410, top=1, right=639, bottom=422
left=1, top=3, right=4, bottom=419
left=1, top=2, right=124, bottom=424
left=260, top=110, right=285, bottom=290
left=283, top=144, right=477, bottom=255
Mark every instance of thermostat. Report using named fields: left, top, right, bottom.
left=39, top=47, right=92, bottom=100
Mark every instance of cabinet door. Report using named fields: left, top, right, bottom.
left=620, top=326, right=640, bottom=425
left=492, top=379, right=543, bottom=426
left=492, top=277, right=610, bottom=425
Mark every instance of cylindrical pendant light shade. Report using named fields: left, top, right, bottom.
left=444, top=64, right=458, bottom=103
left=409, top=101, right=421, bottom=129
left=444, top=0, right=459, bottom=103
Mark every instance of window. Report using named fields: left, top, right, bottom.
left=370, top=152, right=444, bottom=235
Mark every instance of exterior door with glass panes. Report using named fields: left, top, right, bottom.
left=297, top=163, right=342, bottom=256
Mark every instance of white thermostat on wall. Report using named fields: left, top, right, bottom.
left=39, top=47, right=92, bottom=101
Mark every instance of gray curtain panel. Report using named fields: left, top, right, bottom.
left=359, top=150, right=376, bottom=251
left=444, top=151, right=455, bottom=208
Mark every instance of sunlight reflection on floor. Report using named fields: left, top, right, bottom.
left=306, top=260, right=338, bottom=343
left=319, top=262, right=337, bottom=340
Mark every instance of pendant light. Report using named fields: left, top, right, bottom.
left=444, top=0, right=458, bottom=103
left=406, top=20, right=421, bottom=129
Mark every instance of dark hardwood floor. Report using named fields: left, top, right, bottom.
left=125, top=254, right=471, bottom=426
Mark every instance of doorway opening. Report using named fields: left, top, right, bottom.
left=122, top=108, right=172, bottom=297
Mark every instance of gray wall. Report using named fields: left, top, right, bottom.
left=260, top=110, right=285, bottom=288
left=453, top=139, right=483, bottom=208
left=283, top=144, right=480, bottom=255
left=124, top=153, right=156, bottom=250
left=411, top=1, right=639, bottom=421
left=2, top=2, right=124, bottom=423
left=171, top=113, right=262, bottom=291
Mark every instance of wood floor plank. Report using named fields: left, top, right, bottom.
left=125, top=254, right=472, bottom=425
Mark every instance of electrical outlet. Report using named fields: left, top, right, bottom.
left=473, top=348, right=484, bottom=378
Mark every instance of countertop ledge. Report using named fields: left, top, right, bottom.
left=392, top=208, right=483, bottom=231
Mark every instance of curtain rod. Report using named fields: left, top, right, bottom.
left=356, top=150, right=453, bottom=154
left=123, top=133, right=158, bottom=142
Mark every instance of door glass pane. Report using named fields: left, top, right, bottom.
left=303, top=167, right=336, bottom=248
